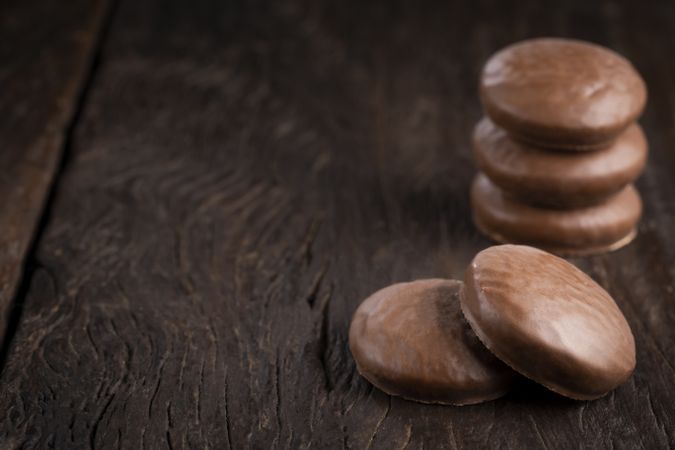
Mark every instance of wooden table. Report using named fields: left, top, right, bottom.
left=1, top=0, right=674, bottom=448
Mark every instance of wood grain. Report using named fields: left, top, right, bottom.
left=0, top=0, right=110, bottom=348
left=0, top=0, right=674, bottom=448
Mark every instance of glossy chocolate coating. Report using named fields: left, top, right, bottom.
left=471, top=173, right=641, bottom=255
left=480, top=38, right=647, bottom=149
left=349, top=279, right=516, bottom=405
left=473, top=118, right=648, bottom=207
left=461, top=245, right=636, bottom=400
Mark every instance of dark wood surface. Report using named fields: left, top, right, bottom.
left=1, top=0, right=674, bottom=448
left=0, top=0, right=109, bottom=350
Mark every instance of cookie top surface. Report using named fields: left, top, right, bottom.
left=349, top=279, right=516, bottom=405
left=461, top=245, right=636, bottom=400
left=473, top=117, right=648, bottom=207
left=480, top=38, right=647, bottom=148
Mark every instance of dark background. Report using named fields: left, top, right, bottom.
left=0, top=0, right=673, bottom=448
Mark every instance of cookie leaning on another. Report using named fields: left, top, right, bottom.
left=348, top=245, right=636, bottom=405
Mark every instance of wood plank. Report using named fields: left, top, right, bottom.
left=0, top=0, right=111, bottom=348
left=0, top=0, right=674, bottom=448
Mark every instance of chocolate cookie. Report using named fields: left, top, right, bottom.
left=480, top=38, right=647, bottom=149
left=471, top=173, right=641, bottom=255
left=473, top=117, right=648, bottom=207
left=349, top=279, right=517, bottom=405
left=461, top=245, right=636, bottom=400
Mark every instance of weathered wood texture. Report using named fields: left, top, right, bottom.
left=0, top=0, right=109, bottom=347
left=1, top=0, right=674, bottom=448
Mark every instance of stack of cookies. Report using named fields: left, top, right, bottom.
left=471, top=38, right=648, bottom=255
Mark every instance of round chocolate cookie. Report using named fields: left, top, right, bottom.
left=471, top=173, right=641, bottom=255
left=349, top=279, right=517, bottom=405
left=480, top=38, right=647, bottom=149
left=473, top=118, right=648, bottom=207
left=461, top=244, right=636, bottom=400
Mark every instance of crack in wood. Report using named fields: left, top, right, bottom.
left=365, top=396, right=391, bottom=450
left=299, top=219, right=323, bottom=266
left=274, top=351, right=284, bottom=449
left=90, top=391, right=117, bottom=448
left=0, top=0, right=119, bottom=370
left=305, top=263, right=329, bottom=309
left=223, top=370, right=234, bottom=450
left=318, top=283, right=334, bottom=393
